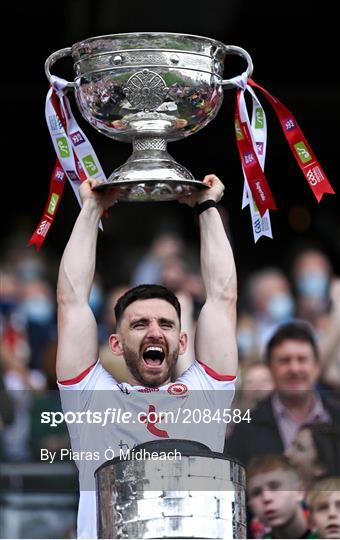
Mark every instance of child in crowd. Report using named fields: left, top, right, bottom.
left=247, top=454, right=316, bottom=539
left=307, top=477, right=340, bottom=539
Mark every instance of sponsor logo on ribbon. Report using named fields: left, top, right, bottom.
left=66, top=170, right=80, bottom=182
left=56, top=136, right=70, bottom=158
left=29, top=77, right=107, bottom=249
left=82, top=154, right=99, bottom=176
left=70, top=131, right=85, bottom=146
left=294, top=141, right=312, bottom=164
left=255, top=107, right=264, bottom=128
left=235, top=119, right=244, bottom=140
left=37, top=220, right=51, bottom=237
left=243, top=151, right=256, bottom=165
left=48, top=114, right=63, bottom=132
left=48, top=193, right=59, bottom=215
left=284, top=117, right=296, bottom=131
left=248, top=78, right=335, bottom=203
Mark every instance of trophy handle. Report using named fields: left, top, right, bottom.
left=220, top=45, right=253, bottom=89
left=45, top=47, right=76, bottom=90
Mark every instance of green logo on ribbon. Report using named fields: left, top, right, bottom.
left=83, top=154, right=99, bottom=176
left=48, top=193, right=59, bottom=215
left=294, top=141, right=312, bottom=164
left=235, top=119, right=244, bottom=140
left=56, top=137, right=70, bottom=158
left=255, top=107, right=264, bottom=129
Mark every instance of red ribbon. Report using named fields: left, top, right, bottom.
left=28, top=160, right=66, bottom=250
left=248, top=79, right=335, bottom=202
left=234, top=90, right=277, bottom=216
left=29, top=91, right=68, bottom=250
left=29, top=89, right=87, bottom=250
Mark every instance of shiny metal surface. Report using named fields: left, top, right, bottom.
left=95, top=443, right=247, bottom=539
left=45, top=33, right=253, bottom=201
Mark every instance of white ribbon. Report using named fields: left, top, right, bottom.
left=230, top=75, right=273, bottom=242
left=45, top=76, right=107, bottom=227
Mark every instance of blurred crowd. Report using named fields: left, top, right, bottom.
left=1, top=221, right=339, bottom=539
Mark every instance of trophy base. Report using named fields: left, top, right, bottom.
left=92, top=136, right=208, bottom=201
left=93, top=178, right=208, bottom=201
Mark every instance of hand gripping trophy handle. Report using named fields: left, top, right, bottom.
left=44, top=34, right=254, bottom=202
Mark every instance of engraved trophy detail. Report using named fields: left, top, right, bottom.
left=45, top=33, right=253, bottom=201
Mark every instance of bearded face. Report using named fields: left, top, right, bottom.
left=109, top=298, right=187, bottom=387
left=122, top=340, right=180, bottom=387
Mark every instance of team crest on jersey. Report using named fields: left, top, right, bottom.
left=167, top=383, right=188, bottom=396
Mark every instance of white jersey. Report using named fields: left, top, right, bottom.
left=58, top=360, right=236, bottom=539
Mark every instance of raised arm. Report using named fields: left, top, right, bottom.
left=180, top=175, right=238, bottom=376
left=56, top=180, right=119, bottom=381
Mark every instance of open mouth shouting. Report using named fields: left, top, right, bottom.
left=142, top=345, right=166, bottom=370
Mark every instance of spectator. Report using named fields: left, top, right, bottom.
left=0, top=269, right=29, bottom=363
left=235, top=361, right=274, bottom=413
left=285, top=422, right=340, bottom=490
left=20, top=277, right=56, bottom=370
left=237, top=268, right=295, bottom=362
left=0, top=269, right=45, bottom=460
left=30, top=338, right=70, bottom=460
left=226, top=320, right=340, bottom=467
left=247, top=454, right=315, bottom=539
left=131, top=232, right=184, bottom=286
left=0, top=365, right=14, bottom=459
left=236, top=313, right=262, bottom=364
left=3, top=243, right=49, bottom=283
left=306, top=477, right=340, bottom=539
left=291, top=248, right=340, bottom=392
left=292, top=248, right=332, bottom=322
left=88, top=276, right=106, bottom=344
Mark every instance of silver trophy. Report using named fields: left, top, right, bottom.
left=95, top=440, right=247, bottom=539
left=46, top=32, right=253, bottom=201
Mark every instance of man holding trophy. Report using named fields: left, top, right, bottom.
left=31, top=29, right=334, bottom=539
left=56, top=173, right=239, bottom=538
left=35, top=30, right=282, bottom=539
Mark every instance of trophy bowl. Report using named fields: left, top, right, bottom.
left=46, top=32, right=253, bottom=201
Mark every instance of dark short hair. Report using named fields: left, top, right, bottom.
left=247, top=454, right=299, bottom=483
left=114, top=284, right=181, bottom=327
left=265, top=320, right=319, bottom=363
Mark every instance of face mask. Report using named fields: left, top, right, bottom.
left=266, top=293, right=294, bottom=322
left=237, top=328, right=254, bottom=356
left=296, top=272, right=329, bottom=299
left=17, top=259, right=44, bottom=281
left=89, top=285, right=103, bottom=316
left=22, top=297, right=54, bottom=324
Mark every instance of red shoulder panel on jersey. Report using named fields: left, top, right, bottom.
left=196, top=359, right=236, bottom=381
left=58, top=362, right=97, bottom=385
